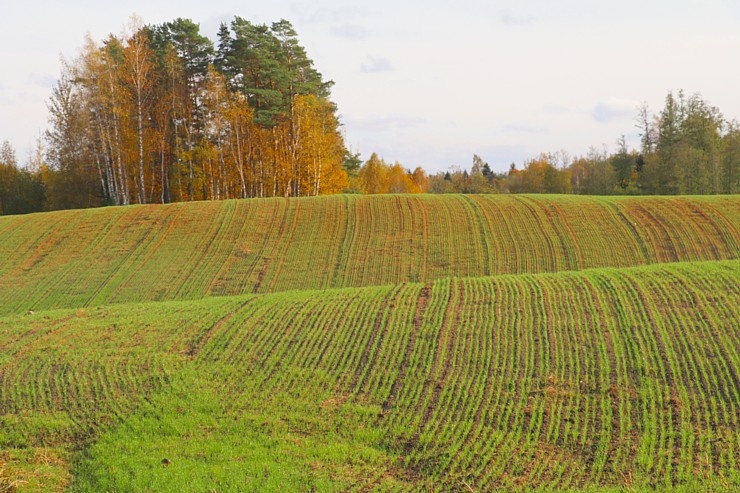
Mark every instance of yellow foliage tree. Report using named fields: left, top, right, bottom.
left=359, top=153, right=390, bottom=194
left=292, top=95, right=348, bottom=195
left=387, top=162, right=414, bottom=193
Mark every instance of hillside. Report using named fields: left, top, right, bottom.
left=1, top=194, right=739, bottom=491
left=1, top=260, right=738, bottom=491
left=0, top=194, right=738, bottom=315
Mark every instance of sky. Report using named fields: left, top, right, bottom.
left=1, top=0, right=739, bottom=174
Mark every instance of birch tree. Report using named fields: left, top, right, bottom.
left=122, top=16, right=156, bottom=203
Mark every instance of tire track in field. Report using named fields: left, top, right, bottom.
left=87, top=204, right=184, bottom=305
left=252, top=198, right=290, bottom=293
left=603, top=199, right=654, bottom=264
left=680, top=198, right=739, bottom=258
left=459, top=195, right=492, bottom=276
left=628, top=202, right=681, bottom=263
left=381, top=284, right=431, bottom=414
left=206, top=199, right=258, bottom=296
left=185, top=298, right=256, bottom=360
left=522, top=196, right=581, bottom=271
left=510, top=196, right=562, bottom=272
left=265, top=198, right=302, bottom=292
left=351, top=284, right=407, bottom=397
left=618, top=271, right=681, bottom=479
left=330, top=195, right=355, bottom=288
left=581, top=274, right=635, bottom=478
left=418, top=279, right=460, bottom=430
left=673, top=199, right=721, bottom=259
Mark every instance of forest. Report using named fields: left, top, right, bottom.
left=1, top=16, right=348, bottom=215
left=0, top=16, right=738, bottom=215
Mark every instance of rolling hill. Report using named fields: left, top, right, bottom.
left=0, top=194, right=739, bottom=492
left=0, top=194, right=737, bottom=315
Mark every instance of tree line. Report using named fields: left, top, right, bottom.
left=408, top=91, right=737, bottom=196
left=1, top=25, right=738, bottom=217
left=0, top=141, right=45, bottom=215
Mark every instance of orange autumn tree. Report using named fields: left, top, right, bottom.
left=358, top=153, right=390, bottom=194
left=387, top=162, right=415, bottom=193
left=44, top=16, right=348, bottom=209
left=508, top=153, right=571, bottom=194
left=358, top=153, right=426, bottom=194
left=292, top=94, right=347, bottom=195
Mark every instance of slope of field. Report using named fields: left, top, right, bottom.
left=1, top=260, right=738, bottom=491
left=0, top=194, right=738, bottom=316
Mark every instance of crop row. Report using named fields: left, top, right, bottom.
left=176, top=261, right=740, bottom=489
left=1, top=259, right=738, bottom=490
left=0, top=195, right=737, bottom=316
left=186, top=260, right=739, bottom=491
left=0, top=298, right=243, bottom=450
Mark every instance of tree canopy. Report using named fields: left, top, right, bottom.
left=37, top=15, right=347, bottom=210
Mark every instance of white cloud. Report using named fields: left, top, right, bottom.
left=360, top=56, right=393, bottom=73
left=500, top=11, right=534, bottom=27
left=291, top=5, right=372, bottom=25
left=345, top=114, right=424, bottom=133
left=501, top=122, right=548, bottom=134
left=592, top=97, right=639, bottom=123
left=330, top=23, right=370, bottom=40
left=28, top=73, right=57, bottom=89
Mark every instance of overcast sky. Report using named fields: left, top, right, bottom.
left=1, top=0, right=738, bottom=173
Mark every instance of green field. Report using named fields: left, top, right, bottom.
left=0, top=194, right=737, bottom=314
left=1, top=194, right=739, bottom=491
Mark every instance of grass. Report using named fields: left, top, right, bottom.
left=0, top=255, right=738, bottom=491
left=0, top=195, right=737, bottom=315
left=1, top=193, right=738, bottom=491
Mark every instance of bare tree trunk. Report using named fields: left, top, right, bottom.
left=137, top=97, right=146, bottom=204
left=233, top=115, right=247, bottom=199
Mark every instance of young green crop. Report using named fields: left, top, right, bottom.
left=1, top=193, right=739, bottom=491
left=2, top=260, right=738, bottom=491
left=0, top=194, right=737, bottom=316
